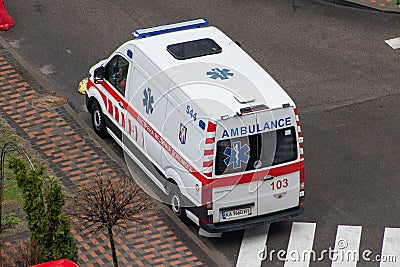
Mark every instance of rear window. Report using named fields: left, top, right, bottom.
left=167, top=38, right=222, bottom=60
left=215, top=127, right=298, bottom=176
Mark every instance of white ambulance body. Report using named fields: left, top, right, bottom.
left=85, top=19, right=304, bottom=233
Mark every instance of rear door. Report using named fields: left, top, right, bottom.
left=212, top=114, right=259, bottom=223
left=255, top=108, right=300, bottom=216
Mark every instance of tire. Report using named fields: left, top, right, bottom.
left=169, top=184, right=187, bottom=220
left=91, top=101, right=108, bottom=138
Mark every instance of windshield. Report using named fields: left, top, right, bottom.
left=215, top=127, right=298, bottom=175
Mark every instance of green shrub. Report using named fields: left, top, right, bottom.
left=8, top=158, right=78, bottom=263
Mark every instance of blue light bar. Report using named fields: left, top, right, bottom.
left=132, top=19, right=209, bottom=39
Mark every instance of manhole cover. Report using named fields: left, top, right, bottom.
left=32, top=93, right=66, bottom=109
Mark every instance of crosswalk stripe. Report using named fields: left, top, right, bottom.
left=284, top=222, right=316, bottom=267
left=331, top=225, right=362, bottom=267
left=380, top=228, right=400, bottom=267
left=236, top=224, right=270, bottom=267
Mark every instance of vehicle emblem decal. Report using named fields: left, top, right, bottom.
left=179, top=123, right=187, bottom=144
left=206, top=68, right=234, bottom=80
left=223, top=141, right=250, bottom=169
left=142, top=87, right=154, bottom=114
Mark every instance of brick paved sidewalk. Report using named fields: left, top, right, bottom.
left=0, top=41, right=219, bottom=266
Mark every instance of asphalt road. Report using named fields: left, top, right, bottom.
left=2, top=0, right=400, bottom=266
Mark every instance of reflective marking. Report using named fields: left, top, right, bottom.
left=236, top=224, right=270, bottom=267
left=331, top=225, right=362, bottom=267
left=380, top=228, right=400, bottom=267
left=385, top=37, right=400, bottom=49
left=135, top=125, right=138, bottom=141
left=284, top=222, right=316, bottom=267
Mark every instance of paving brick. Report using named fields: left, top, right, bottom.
left=0, top=46, right=207, bottom=267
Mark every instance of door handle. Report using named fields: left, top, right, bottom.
left=263, top=175, right=274, bottom=181
left=118, top=102, right=125, bottom=109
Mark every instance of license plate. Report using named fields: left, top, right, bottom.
left=221, top=207, right=252, bottom=220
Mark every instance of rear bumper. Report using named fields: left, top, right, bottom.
left=200, top=205, right=304, bottom=233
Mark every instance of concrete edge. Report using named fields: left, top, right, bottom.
left=322, top=0, right=400, bottom=13
left=0, top=36, right=230, bottom=267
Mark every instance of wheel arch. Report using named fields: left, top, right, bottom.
left=87, top=86, right=107, bottom=113
left=165, top=168, right=187, bottom=196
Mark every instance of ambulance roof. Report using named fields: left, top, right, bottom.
left=127, top=24, right=294, bottom=119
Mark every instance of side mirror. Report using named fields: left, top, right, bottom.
left=94, top=66, right=105, bottom=84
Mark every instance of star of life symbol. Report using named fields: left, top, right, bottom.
left=223, top=141, right=250, bottom=169
left=206, top=68, right=234, bottom=80
left=142, top=87, right=154, bottom=114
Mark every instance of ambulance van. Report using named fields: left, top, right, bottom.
left=85, top=19, right=305, bottom=234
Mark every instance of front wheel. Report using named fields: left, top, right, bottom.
left=169, top=184, right=187, bottom=220
left=91, top=101, right=108, bottom=138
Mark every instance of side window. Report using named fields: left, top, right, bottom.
left=105, top=55, right=129, bottom=96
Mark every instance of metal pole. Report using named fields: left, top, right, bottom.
left=0, top=145, right=6, bottom=234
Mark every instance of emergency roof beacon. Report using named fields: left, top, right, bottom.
left=85, top=19, right=305, bottom=235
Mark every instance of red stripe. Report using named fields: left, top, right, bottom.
left=86, top=79, right=93, bottom=90
left=91, top=81, right=302, bottom=188
left=207, top=121, right=217, bottom=132
left=203, top=161, right=213, bottom=168
left=114, top=106, right=119, bottom=121
left=299, top=143, right=304, bottom=149
left=100, top=92, right=107, bottom=107
left=203, top=172, right=212, bottom=177
left=202, top=184, right=213, bottom=206
left=298, top=132, right=303, bottom=138
left=208, top=161, right=304, bottom=188
left=300, top=154, right=304, bottom=159
left=88, top=80, right=107, bottom=107
left=204, top=149, right=214, bottom=156
left=108, top=100, right=113, bottom=116
left=297, top=121, right=301, bottom=126
left=205, top=137, right=215, bottom=144
left=128, top=119, right=132, bottom=135
left=294, top=108, right=299, bottom=115
left=101, top=80, right=126, bottom=105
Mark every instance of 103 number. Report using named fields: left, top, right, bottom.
left=270, top=179, right=289, bottom=190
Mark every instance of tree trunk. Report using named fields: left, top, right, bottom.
left=107, top=225, right=118, bottom=267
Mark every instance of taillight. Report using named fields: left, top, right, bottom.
left=300, top=168, right=305, bottom=191
left=202, top=184, right=213, bottom=210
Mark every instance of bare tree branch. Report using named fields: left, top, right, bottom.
left=66, top=174, right=152, bottom=267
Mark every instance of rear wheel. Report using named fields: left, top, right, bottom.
left=91, top=101, right=108, bottom=138
left=169, top=184, right=187, bottom=220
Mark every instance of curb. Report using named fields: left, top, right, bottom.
left=323, top=0, right=400, bottom=13
left=0, top=36, right=230, bottom=267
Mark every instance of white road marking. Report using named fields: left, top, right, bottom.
left=236, top=224, right=270, bottom=267
left=331, top=225, right=362, bottom=267
left=385, top=37, right=400, bottom=49
left=284, top=222, right=316, bottom=267
left=380, top=228, right=400, bottom=267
